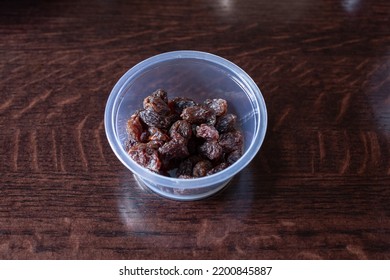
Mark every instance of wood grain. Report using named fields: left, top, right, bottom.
left=0, top=0, right=389, bottom=259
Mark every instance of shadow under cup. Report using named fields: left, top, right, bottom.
left=105, top=51, right=267, bottom=201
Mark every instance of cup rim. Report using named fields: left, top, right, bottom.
left=104, top=50, right=267, bottom=189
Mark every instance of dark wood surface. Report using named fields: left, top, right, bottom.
left=1, top=0, right=389, bottom=260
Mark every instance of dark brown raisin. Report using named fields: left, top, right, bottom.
left=206, top=162, right=230, bottom=175
left=219, top=131, right=243, bottom=153
left=176, top=155, right=203, bottom=177
left=158, top=135, right=189, bottom=161
left=148, top=126, right=170, bottom=142
left=160, top=157, right=181, bottom=173
left=192, top=160, right=213, bottom=177
left=215, top=113, right=237, bottom=134
left=196, top=124, right=219, bottom=141
left=152, top=89, right=168, bottom=103
left=126, top=112, right=144, bottom=146
left=169, top=120, right=192, bottom=139
left=126, top=89, right=244, bottom=178
left=146, top=140, right=165, bottom=150
left=127, top=143, right=161, bottom=172
left=227, top=149, right=243, bottom=164
left=139, top=109, right=172, bottom=129
left=199, top=140, right=223, bottom=160
left=140, top=131, right=150, bottom=143
left=181, top=105, right=216, bottom=125
left=188, top=154, right=203, bottom=164
left=143, top=95, right=171, bottom=115
left=168, top=112, right=180, bottom=124
left=204, top=98, right=228, bottom=116
left=176, top=158, right=194, bottom=177
left=169, top=97, right=197, bottom=114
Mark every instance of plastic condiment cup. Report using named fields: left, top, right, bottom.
left=104, top=51, right=267, bottom=200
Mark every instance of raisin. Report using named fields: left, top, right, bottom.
left=125, top=89, right=244, bottom=178
left=215, top=113, right=237, bottom=134
left=169, top=120, right=192, bottom=139
left=158, top=135, right=189, bottom=161
left=176, top=155, right=203, bottom=177
left=139, top=109, right=172, bottom=129
left=176, top=158, right=194, bottom=177
left=143, top=95, right=171, bottom=115
left=152, top=89, right=168, bottom=104
left=169, top=97, right=197, bottom=114
left=192, top=160, right=213, bottom=177
left=204, top=98, right=228, bottom=116
left=207, top=162, right=229, bottom=175
left=227, top=149, right=243, bottom=164
left=127, top=143, right=161, bottom=172
left=181, top=105, right=216, bottom=125
left=140, top=131, right=150, bottom=143
left=219, top=131, right=243, bottom=153
left=199, top=140, right=223, bottom=160
left=196, top=124, right=219, bottom=141
left=148, top=126, right=170, bottom=142
left=146, top=140, right=165, bottom=150
left=160, top=157, right=181, bottom=172
left=188, top=154, right=203, bottom=164
left=126, top=112, right=144, bottom=146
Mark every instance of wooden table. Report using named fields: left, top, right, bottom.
left=1, top=0, right=389, bottom=260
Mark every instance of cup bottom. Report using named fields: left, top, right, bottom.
left=133, top=174, right=232, bottom=201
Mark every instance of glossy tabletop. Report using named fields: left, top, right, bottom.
left=0, top=0, right=389, bottom=259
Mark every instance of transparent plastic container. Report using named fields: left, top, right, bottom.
left=104, top=51, right=267, bottom=200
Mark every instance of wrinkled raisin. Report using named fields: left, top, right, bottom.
left=181, top=105, right=216, bottom=125
left=126, top=112, right=144, bottom=147
left=215, top=113, right=237, bottom=134
left=204, top=98, right=227, bottom=116
left=196, top=124, right=219, bottom=141
left=140, top=131, right=150, bottom=143
left=207, top=162, right=229, bottom=175
left=128, top=143, right=161, bottom=172
left=158, top=135, right=189, bottom=161
left=146, top=140, right=165, bottom=150
left=148, top=126, right=170, bottom=142
left=176, top=159, right=193, bottom=177
left=227, top=149, right=243, bottom=164
left=199, top=141, right=223, bottom=160
left=143, top=95, right=171, bottom=115
left=169, top=120, right=192, bottom=139
left=176, top=155, right=203, bottom=177
left=169, top=97, right=197, bottom=114
left=126, top=89, right=244, bottom=179
left=152, top=89, right=168, bottom=103
left=139, top=109, right=172, bottom=129
left=219, top=131, right=243, bottom=153
left=192, top=160, right=213, bottom=177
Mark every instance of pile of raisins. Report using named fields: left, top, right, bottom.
left=126, top=89, right=243, bottom=178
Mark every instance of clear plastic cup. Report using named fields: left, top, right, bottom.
left=104, top=51, right=267, bottom=201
